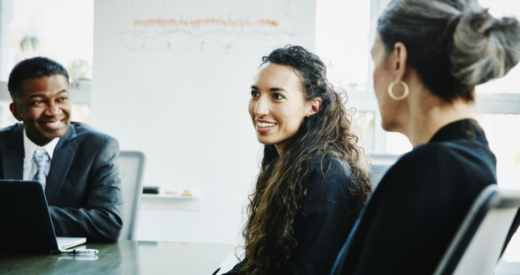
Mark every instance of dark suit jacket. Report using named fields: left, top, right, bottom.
left=225, top=156, right=363, bottom=275
left=0, top=122, right=123, bottom=242
left=331, top=119, right=518, bottom=274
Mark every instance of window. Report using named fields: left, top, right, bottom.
left=316, top=0, right=520, bottom=190
left=316, top=0, right=400, bottom=157
left=477, top=114, right=520, bottom=189
left=316, top=0, right=371, bottom=92
left=0, top=0, right=93, bottom=128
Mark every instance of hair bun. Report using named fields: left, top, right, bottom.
left=449, top=9, right=520, bottom=87
left=468, top=9, right=497, bottom=36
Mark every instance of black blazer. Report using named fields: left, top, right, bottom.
left=0, top=122, right=123, bottom=242
left=226, top=156, right=363, bottom=275
left=331, top=119, right=515, bottom=274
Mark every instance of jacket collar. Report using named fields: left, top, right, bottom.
left=45, top=123, right=77, bottom=204
left=429, top=119, right=487, bottom=144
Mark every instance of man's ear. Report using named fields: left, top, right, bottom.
left=392, top=42, right=408, bottom=82
left=307, top=98, right=322, bottom=117
left=10, top=102, right=23, bottom=122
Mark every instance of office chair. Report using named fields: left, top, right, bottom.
left=434, top=185, right=520, bottom=275
left=213, top=252, right=241, bottom=275
left=369, top=163, right=392, bottom=190
left=118, top=151, right=146, bottom=240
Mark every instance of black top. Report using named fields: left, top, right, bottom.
left=225, top=156, right=363, bottom=275
left=331, top=119, right=512, bottom=274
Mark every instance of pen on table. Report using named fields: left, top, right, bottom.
left=52, top=249, right=99, bottom=254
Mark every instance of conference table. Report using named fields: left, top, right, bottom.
left=0, top=241, right=237, bottom=275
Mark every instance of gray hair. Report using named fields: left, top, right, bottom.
left=378, top=0, right=520, bottom=102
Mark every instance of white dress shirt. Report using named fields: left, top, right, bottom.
left=22, top=129, right=60, bottom=182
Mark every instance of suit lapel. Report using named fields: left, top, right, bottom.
left=1, top=124, right=24, bottom=180
left=45, top=124, right=77, bottom=205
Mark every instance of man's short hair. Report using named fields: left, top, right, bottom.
left=7, top=57, right=70, bottom=102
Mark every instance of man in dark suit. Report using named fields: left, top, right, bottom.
left=0, top=57, right=123, bottom=242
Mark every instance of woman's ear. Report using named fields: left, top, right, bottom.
left=307, top=98, right=322, bottom=117
left=392, top=42, right=408, bottom=82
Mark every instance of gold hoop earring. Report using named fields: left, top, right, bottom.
left=388, top=81, right=409, bottom=100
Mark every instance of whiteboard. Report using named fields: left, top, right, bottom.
left=92, top=0, right=316, bottom=244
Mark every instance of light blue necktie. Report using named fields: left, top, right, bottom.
left=33, top=148, right=50, bottom=190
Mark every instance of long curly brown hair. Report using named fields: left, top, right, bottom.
left=240, top=46, right=371, bottom=274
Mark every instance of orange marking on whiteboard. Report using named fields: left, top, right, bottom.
left=134, top=18, right=279, bottom=28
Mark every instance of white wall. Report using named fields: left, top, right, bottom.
left=92, top=0, right=316, bottom=245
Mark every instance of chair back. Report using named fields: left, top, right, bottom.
left=369, top=163, right=391, bottom=190
left=434, top=185, right=520, bottom=275
left=118, top=151, right=145, bottom=240
left=213, top=252, right=240, bottom=275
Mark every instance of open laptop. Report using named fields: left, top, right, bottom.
left=0, top=180, right=86, bottom=253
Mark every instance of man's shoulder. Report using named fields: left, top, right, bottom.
left=0, top=124, right=22, bottom=144
left=69, top=122, right=117, bottom=143
left=65, top=123, right=119, bottom=159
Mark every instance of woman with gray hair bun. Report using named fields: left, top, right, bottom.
left=331, top=0, right=520, bottom=274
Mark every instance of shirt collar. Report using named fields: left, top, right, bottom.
left=23, top=129, right=60, bottom=160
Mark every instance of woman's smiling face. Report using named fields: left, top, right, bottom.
left=249, top=62, right=313, bottom=152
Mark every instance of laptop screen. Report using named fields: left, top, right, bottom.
left=0, top=180, right=63, bottom=252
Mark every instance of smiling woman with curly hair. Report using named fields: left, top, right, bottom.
left=224, top=45, right=372, bottom=275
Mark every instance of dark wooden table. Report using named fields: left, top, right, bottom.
left=0, top=240, right=236, bottom=275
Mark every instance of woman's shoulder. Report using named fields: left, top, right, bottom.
left=381, top=139, right=496, bottom=193
left=305, top=154, right=352, bottom=198
left=307, top=154, right=350, bottom=177
left=396, top=138, right=494, bottom=170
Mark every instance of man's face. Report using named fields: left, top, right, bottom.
left=10, top=75, right=71, bottom=146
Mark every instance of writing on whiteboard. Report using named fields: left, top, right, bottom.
left=134, top=18, right=279, bottom=28
left=118, top=14, right=297, bottom=53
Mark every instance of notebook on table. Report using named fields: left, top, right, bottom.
left=0, top=180, right=86, bottom=252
